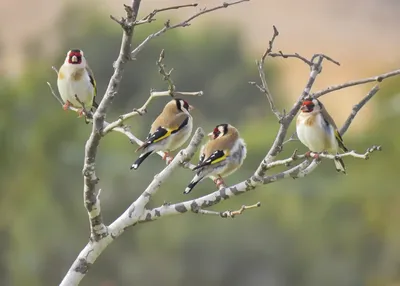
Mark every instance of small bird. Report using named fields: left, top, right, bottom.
left=296, top=98, right=349, bottom=173
left=131, top=98, right=194, bottom=170
left=57, top=49, right=98, bottom=123
left=184, top=123, right=247, bottom=194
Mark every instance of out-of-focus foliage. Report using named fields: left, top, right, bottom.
left=1, top=5, right=400, bottom=286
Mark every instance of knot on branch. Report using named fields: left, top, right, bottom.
left=74, top=258, right=92, bottom=274
left=90, top=228, right=109, bottom=242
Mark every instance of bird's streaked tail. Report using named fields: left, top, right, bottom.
left=184, top=174, right=204, bottom=194
left=130, top=151, right=153, bottom=170
left=334, top=156, right=346, bottom=174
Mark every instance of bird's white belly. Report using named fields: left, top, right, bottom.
left=57, top=76, right=93, bottom=108
left=297, top=123, right=335, bottom=153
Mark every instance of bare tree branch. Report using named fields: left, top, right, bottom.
left=135, top=3, right=199, bottom=25
left=269, top=51, right=312, bottom=66
left=131, top=0, right=249, bottom=59
left=60, top=129, right=204, bottom=285
left=340, top=84, right=380, bottom=135
left=312, top=69, right=400, bottom=98
left=249, top=25, right=281, bottom=119
left=282, top=132, right=298, bottom=145
left=192, top=202, right=261, bottom=218
left=81, top=0, right=142, bottom=245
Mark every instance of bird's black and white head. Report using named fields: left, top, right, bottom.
left=208, top=123, right=229, bottom=140
left=165, top=98, right=194, bottom=115
left=65, top=49, right=86, bottom=67
left=300, top=98, right=322, bottom=114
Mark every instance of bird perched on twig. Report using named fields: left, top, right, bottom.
left=131, top=98, right=194, bottom=170
left=296, top=98, right=349, bottom=173
left=57, top=49, right=98, bottom=123
left=184, top=123, right=247, bottom=194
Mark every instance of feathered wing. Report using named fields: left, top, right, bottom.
left=86, top=65, right=98, bottom=110
left=192, top=150, right=228, bottom=171
left=136, top=115, right=189, bottom=152
left=320, top=106, right=348, bottom=174
left=320, top=107, right=348, bottom=152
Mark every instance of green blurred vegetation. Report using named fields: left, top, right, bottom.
left=1, top=5, right=400, bottom=286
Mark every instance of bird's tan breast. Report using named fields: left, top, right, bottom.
left=71, top=68, right=85, bottom=81
left=302, top=114, right=316, bottom=126
left=58, top=71, right=65, bottom=80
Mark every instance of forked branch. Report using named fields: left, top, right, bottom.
left=131, top=0, right=249, bottom=59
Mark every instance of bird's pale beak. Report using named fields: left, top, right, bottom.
left=207, top=132, right=214, bottom=139
left=71, top=55, right=78, bottom=63
left=188, top=105, right=194, bottom=111
left=300, top=105, right=307, bottom=112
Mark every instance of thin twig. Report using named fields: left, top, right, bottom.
left=250, top=25, right=281, bottom=119
left=269, top=52, right=340, bottom=68
left=192, top=202, right=261, bottom=218
left=135, top=3, right=199, bottom=25
left=261, top=25, right=279, bottom=61
left=340, top=84, right=380, bottom=135
left=131, top=0, right=249, bottom=59
left=269, top=51, right=312, bottom=66
left=47, top=67, right=80, bottom=112
left=318, top=54, right=341, bottom=66
left=265, top=149, right=301, bottom=170
left=47, top=82, right=66, bottom=107
left=220, top=202, right=261, bottom=218
left=310, top=146, right=382, bottom=160
left=157, top=49, right=175, bottom=93
left=312, top=69, right=400, bottom=98
left=294, top=159, right=321, bottom=178
left=282, top=132, right=298, bottom=145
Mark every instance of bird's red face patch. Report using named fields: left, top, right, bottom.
left=212, top=127, right=220, bottom=139
left=301, top=100, right=315, bottom=113
left=68, top=50, right=83, bottom=64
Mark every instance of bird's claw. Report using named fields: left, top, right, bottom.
left=163, top=152, right=173, bottom=165
left=214, top=177, right=225, bottom=188
left=77, top=109, right=85, bottom=117
left=313, top=153, right=320, bottom=160
left=63, top=101, right=71, bottom=111
left=305, top=151, right=312, bottom=158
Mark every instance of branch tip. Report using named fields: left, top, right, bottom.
left=220, top=202, right=261, bottom=218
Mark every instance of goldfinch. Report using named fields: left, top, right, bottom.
left=57, top=49, right=98, bottom=123
left=296, top=98, right=349, bottom=173
left=184, top=123, right=247, bottom=194
left=131, top=98, right=194, bottom=170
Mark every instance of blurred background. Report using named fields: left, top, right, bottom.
left=0, top=0, right=400, bottom=285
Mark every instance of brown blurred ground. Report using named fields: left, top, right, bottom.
left=1, top=0, right=398, bottom=131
